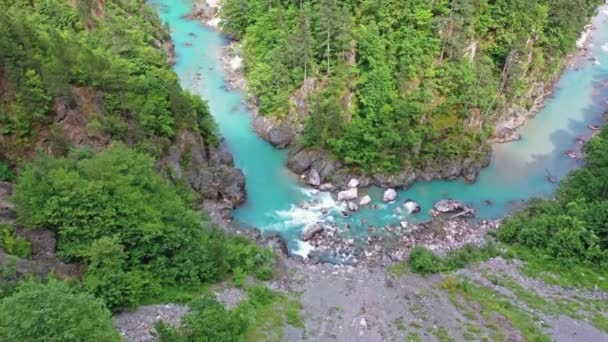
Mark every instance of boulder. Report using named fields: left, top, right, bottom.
left=307, top=169, right=321, bottom=187
left=253, top=116, right=295, bottom=149
left=319, top=183, right=334, bottom=192
left=347, top=202, right=359, bottom=212
left=286, top=146, right=321, bottom=174
left=300, top=223, right=324, bottom=241
left=433, top=199, right=466, bottom=213
left=404, top=200, right=421, bottom=214
left=268, top=125, right=295, bottom=148
left=383, top=188, right=397, bottom=202
left=359, top=195, right=372, bottom=206
left=348, top=178, right=359, bottom=188
left=337, top=187, right=358, bottom=202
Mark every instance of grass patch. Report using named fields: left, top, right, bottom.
left=441, top=277, right=550, bottom=342
left=387, top=262, right=408, bottom=278
left=512, top=247, right=608, bottom=291
left=393, top=316, right=406, bottom=331
left=408, top=243, right=502, bottom=275
left=406, top=331, right=422, bottom=342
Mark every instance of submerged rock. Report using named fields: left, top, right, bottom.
left=433, top=199, right=466, bottom=213
left=348, top=178, right=359, bottom=188
left=308, top=169, right=321, bottom=186
left=300, top=223, right=324, bottom=241
left=383, top=188, right=397, bottom=202
left=404, top=200, right=421, bottom=214
left=359, top=195, right=372, bottom=206
left=337, top=187, right=358, bottom=202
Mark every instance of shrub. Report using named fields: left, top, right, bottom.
left=0, top=280, right=120, bottom=341
left=408, top=246, right=443, bottom=274
left=0, top=162, right=11, bottom=182
left=0, top=224, right=31, bottom=258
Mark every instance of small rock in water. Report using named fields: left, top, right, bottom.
left=348, top=178, right=359, bottom=188
left=337, top=187, right=358, bottom=201
left=300, top=223, right=324, bottom=241
left=359, top=195, right=372, bottom=206
left=319, top=183, right=334, bottom=191
left=433, top=199, right=466, bottom=213
left=400, top=221, right=408, bottom=229
left=383, top=188, right=397, bottom=202
left=307, top=169, right=321, bottom=186
left=347, top=202, right=359, bottom=212
left=404, top=199, right=421, bottom=214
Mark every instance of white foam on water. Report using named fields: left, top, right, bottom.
left=293, top=240, right=315, bottom=259
left=274, top=205, right=321, bottom=229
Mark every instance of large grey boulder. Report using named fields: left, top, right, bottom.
left=300, top=223, right=324, bottom=241
left=308, top=169, right=321, bottom=187
left=383, top=188, right=397, bottom=202
left=253, top=116, right=294, bottom=148
left=337, top=188, right=358, bottom=202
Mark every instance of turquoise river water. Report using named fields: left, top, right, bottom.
left=152, top=1, right=608, bottom=257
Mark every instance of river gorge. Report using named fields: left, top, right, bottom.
left=151, top=0, right=608, bottom=259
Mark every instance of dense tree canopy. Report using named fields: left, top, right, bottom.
left=0, top=280, right=120, bottom=341
left=0, top=0, right=217, bottom=162
left=499, top=128, right=608, bottom=267
left=221, top=0, right=602, bottom=172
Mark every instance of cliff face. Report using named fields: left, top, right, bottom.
left=214, top=0, right=602, bottom=188
left=0, top=0, right=244, bottom=211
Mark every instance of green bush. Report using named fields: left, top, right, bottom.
left=0, top=225, right=30, bottom=258
left=0, top=162, right=11, bottom=182
left=0, top=280, right=120, bottom=341
left=408, top=246, right=443, bottom=274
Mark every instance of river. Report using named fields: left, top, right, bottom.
left=152, top=0, right=608, bottom=257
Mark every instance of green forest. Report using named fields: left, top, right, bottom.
left=0, top=0, right=279, bottom=340
left=1, top=0, right=608, bottom=340
left=221, top=0, right=602, bottom=172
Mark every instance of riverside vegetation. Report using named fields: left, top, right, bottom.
left=0, top=0, right=607, bottom=340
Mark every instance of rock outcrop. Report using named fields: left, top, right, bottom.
left=159, top=131, right=246, bottom=212
left=307, top=169, right=321, bottom=187
left=253, top=116, right=295, bottom=148
left=286, top=143, right=492, bottom=190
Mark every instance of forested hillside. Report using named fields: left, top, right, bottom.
left=0, top=1, right=278, bottom=338
left=221, top=0, right=602, bottom=174
left=0, top=0, right=247, bottom=208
